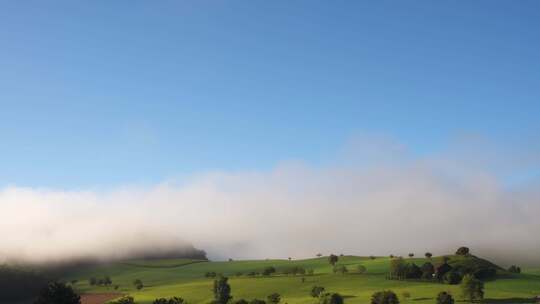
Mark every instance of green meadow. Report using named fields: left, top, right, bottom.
left=64, top=256, right=540, bottom=304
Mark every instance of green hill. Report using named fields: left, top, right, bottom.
left=62, top=255, right=540, bottom=304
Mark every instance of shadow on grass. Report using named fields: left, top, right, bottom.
left=412, top=297, right=433, bottom=301
left=342, top=295, right=357, bottom=299
left=481, top=298, right=537, bottom=303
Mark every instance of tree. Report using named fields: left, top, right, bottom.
left=370, top=256, right=376, bottom=260
left=371, top=291, right=399, bottom=304
left=435, top=263, right=452, bottom=281
left=333, top=265, right=348, bottom=275
left=328, top=254, right=339, bottom=266
left=420, top=262, right=435, bottom=280
left=235, top=300, right=248, bottom=304
left=425, top=252, right=433, bottom=259
left=443, top=271, right=462, bottom=285
left=89, top=277, right=97, bottom=286
left=34, top=282, right=81, bottom=304
left=311, top=286, right=325, bottom=298
left=389, top=257, right=406, bottom=279
left=436, top=292, right=454, bottom=304
left=249, top=299, right=266, bottom=304
left=213, top=276, right=232, bottom=304
left=104, top=275, right=112, bottom=287
left=404, top=263, right=422, bottom=279
left=319, top=293, right=344, bottom=304
left=267, top=293, right=281, bottom=304
left=262, top=266, right=276, bottom=276
left=133, top=279, right=144, bottom=290
left=408, top=253, right=414, bottom=258
left=456, top=247, right=470, bottom=256
left=357, top=265, right=367, bottom=274
left=508, top=265, right=521, bottom=273
left=460, top=274, right=484, bottom=302
left=317, top=253, right=323, bottom=257
left=111, top=296, right=135, bottom=304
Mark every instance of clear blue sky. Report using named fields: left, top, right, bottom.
left=1, top=1, right=539, bottom=188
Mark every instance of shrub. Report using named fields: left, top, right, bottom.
left=89, top=277, right=97, bottom=286
left=436, top=292, right=454, bottom=304
left=153, top=297, right=185, bottom=304
left=425, top=252, right=433, bottom=259
left=205, top=272, right=217, bottom=278
left=401, top=292, right=410, bottom=300
left=267, top=293, right=281, bottom=304
left=371, top=290, right=399, bottom=304
left=111, top=296, right=135, bottom=304
left=249, top=299, right=266, bottom=304
left=235, top=300, right=248, bottom=304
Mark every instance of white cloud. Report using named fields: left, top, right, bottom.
left=0, top=139, right=539, bottom=266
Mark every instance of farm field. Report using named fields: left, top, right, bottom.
left=63, top=255, right=540, bottom=304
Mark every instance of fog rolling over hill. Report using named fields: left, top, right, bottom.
left=1, top=141, right=539, bottom=266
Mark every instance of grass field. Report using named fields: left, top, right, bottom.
left=64, top=256, right=540, bottom=304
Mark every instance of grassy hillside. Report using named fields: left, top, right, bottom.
left=63, top=255, right=540, bottom=304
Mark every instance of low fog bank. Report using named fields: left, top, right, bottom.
left=1, top=141, right=539, bottom=266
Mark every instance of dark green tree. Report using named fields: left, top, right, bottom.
left=311, top=286, right=326, bottom=298
left=371, top=290, right=400, bottom=304
left=235, top=300, right=248, bottom=304
left=133, top=279, right=144, bottom=290
left=262, top=266, right=276, bottom=276
left=328, top=254, right=339, bottom=266
left=425, top=252, right=433, bottom=259
left=421, top=262, right=435, bottom=280
left=249, top=299, right=266, bottom=304
left=436, top=292, right=454, bottom=304
left=443, top=272, right=462, bottom=285
left=456, top=247, right=470, bottom=256
left=460, top=274, right=484, bottom=302
left=213, top=276, right=232, bottom=304
left=508, top=265, right=521, bottom=273
left=34, top=282, right=81, bottom=304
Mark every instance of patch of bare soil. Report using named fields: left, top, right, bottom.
left=80, top=293, right=123, bottom=304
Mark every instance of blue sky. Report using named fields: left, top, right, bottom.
left=1, top=1, right=539, bottom=188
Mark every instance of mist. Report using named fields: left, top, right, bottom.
left=1, top=139, right=539, bottom=266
